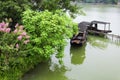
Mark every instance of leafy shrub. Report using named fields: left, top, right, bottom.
left=22, top=10, right=78, bottom=60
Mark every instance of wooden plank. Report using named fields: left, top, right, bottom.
left=107, top=34, right=120, bottom=38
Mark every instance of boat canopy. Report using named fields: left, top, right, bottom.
left=91, top=20, right=110, bottom=25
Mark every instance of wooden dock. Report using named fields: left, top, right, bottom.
left=70, top=20, right=120, bottom=46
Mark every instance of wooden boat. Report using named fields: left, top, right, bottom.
left=70, top=31, right=87, bottom=46
left=70, top=21, right=89, bottom=46
left=87, top=20, right=112, bottom=35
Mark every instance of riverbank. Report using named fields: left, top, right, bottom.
left=77, top=3, right=120, bottom=8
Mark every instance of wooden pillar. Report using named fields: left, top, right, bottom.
left=95, top=23, right=97, bottom=30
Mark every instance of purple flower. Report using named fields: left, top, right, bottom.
left=17, top=35, right=22, bottom=40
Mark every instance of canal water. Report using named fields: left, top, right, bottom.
left=22, top=4, right=120, bottom=80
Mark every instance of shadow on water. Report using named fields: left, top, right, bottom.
left=70, top=44, right=86, bottom=65
left=22, top=62, right=68, bottom=80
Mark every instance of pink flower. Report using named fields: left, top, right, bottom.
left=17, top=35, right=22, bottom=40
left=21, top=32, right=26, bottom=36
left=0, top=27, right=6, bottom=32
left=0, top=27, right=2, bottom=31
left=5, top=28, right=11, bottom=33
left=0, top=22, right=6, bottom=28
left=24, top=40, right=30, bottom=44
left=0, top=25, right=1, bottom=29
left=15, top=23, right=19, bottom=28
left=13, top=29, right=18, bottom=33
left=16, top=44, right=19, bottom=48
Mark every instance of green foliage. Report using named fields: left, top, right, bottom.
left=0, top=0, right=33, bottom=23
left=39, top=0, right=78, bottom=12
left=22, top=9, right=78, bottom=60
left=0, top=0, right=79, bottom=24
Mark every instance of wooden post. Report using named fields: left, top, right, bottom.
left=95, top=24, right=97, bottom=30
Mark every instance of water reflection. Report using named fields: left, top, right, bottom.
left=22, top=62, right=68, bottom=80
left=107, top=36, right=120, bottom=47
left=70, top=44, right=86, bottom=65
left=88, top=35, right=120, bottom=48
left=87, top=35, right=109, bottom=49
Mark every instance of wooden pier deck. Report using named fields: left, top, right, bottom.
left=88, top=30, right=120, bottom=39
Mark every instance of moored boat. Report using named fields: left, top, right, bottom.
left=87, top=20, right=112, bottom=35
left=70, top=31, right=87, bottom=46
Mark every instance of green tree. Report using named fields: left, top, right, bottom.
left=0, top=0, right=79, bottom=24
left=22, top=9, right=78, bottom=61
left=39, top=0, right=78, bottom=12
left=0, top=0, right=33, bottom=24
